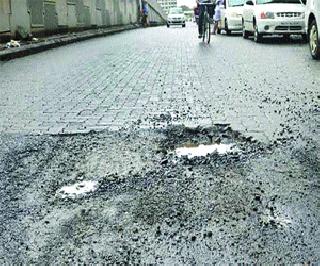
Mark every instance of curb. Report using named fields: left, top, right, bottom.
left=0, top=24, right=140, bottom=61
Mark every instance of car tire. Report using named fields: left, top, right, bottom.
left=253, top=24, right=263, bottom=43
left=225, top=19, right=231, bottom=36
left=243, top=30, right=250, bottom=39
left=242, top=21, right=249, bottom=39
left=217, top=28, right=221, bottom=35
left=182, top=23, right=186, bottom=28
left=309, top=20, right=320, bottom=60
left=301, top=33, right=308, bottom=43
left=283, top=35, right=291, bottom=42
left=167, top=23, right=170, bottom=28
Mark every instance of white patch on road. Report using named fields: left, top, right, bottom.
left=176, top=143, right=236, bottom=158
left=261, top=214, right=293, bottom=228
left=57, top=180, right=98, bottom=198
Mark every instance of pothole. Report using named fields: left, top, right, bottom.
left=158, top=124, right=265, bottom=161
left=56, top=180, right=99, bottom=198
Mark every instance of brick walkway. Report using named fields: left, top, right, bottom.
left=0, top=23, right=319, bottom=142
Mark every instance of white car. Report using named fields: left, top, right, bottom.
left=219, top=0, right=245, bottom=35
left=242, top=0, right=307, bottom=42
left=306, top=0, right=320, bottom=59
left=167, top=7, right=186, bottom=27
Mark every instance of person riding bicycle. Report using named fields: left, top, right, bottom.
left=196, top=0, right=215, bottom=38
left=194, top=4, right=200, bottom=25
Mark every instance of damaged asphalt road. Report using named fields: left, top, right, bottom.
left=1, top=24, right=320, bottom=264
left=0, top=123, right=319, bottom=264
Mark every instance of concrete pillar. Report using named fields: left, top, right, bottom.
left=9, top=0, right=30, bottom=37
left=85, top=0, right=97, bottom=26
left=67, top=2, right=77, bottom=28
left=43, top=1, right=58, bottom=31
left=96, top=0, right=103, bottom=26
left=0, top=0, right=10, bottom=33
left=56, top=0, right=68, bottom=28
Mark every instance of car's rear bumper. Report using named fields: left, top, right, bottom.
left=167, top=20, right=186, bottom=25
left=226, top=17, right=242, bottom=30
left=257, top=19, right=306, bottom=35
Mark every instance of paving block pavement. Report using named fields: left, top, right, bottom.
left=0, top=23, right=319, bottom=143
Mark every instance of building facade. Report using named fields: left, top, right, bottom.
left=0, top=0, right=166, bottom=40
left=156, top=0, right=177, bottom=14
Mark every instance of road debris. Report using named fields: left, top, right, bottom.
left=56, top=180, right=98, bottom=198
left=5, top=40, right=21, bottom=48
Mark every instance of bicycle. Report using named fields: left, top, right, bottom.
left=199, top=1, right=214, bottom=44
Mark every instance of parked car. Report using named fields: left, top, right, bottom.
left=167, top=7, right=186, bottom=27
left=219, top=0, right=245, bottom=35
left=242, top=0, right=307, bottom=42
left=306, top=0, right=320, bottom=59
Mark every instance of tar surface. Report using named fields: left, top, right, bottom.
left=0, top=121, right=319, bottom=264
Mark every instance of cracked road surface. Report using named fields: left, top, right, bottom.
left=0, top=23, right=319, bottom=263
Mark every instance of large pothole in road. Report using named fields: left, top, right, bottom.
left=48, top=124, right=269, bottom=200
left=156, top=124, right=269, bottom=165
left=3, top=123, right=318, bottom=264
left=0, top=123, right=269, bottom=201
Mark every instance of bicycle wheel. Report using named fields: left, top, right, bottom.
left=205, top=13, right=211, bottom=44
left=202, top=13, right=206, bottom=42
left=202, top=11, right=210, bottom=44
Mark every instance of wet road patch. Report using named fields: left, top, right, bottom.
left=176, top=143, right=236, bottom=158
left=56, top=180, right=99, bottom=198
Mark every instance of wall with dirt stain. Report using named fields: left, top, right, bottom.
left=0, top=0, right=145, bottom=38
left=145, top=0, right=167, bottom=25
left=0, top=0, right=31, bottom=39
left=0, top=0, right=11, bottom=33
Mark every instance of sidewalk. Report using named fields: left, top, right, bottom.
left=0, top=24, right=140, bottom=61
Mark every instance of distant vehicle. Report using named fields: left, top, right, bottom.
left=219, top=0, right=245, bottom=35
left=167, top=7, right=186, bottom=27
left=306, top=0, right=320, bottom=59
left=242, top=0, right=307, bottom=43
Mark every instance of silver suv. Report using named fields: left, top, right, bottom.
left=306, top=0, right=320, bottom=59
